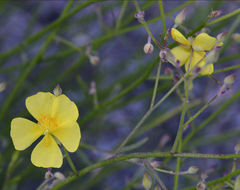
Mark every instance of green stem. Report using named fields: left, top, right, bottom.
left=173, top=78, right=189, bottom=190
left=184, top=168, right=240, bottom=190
left=51, top=152, right=240, bottom=190
left=0, top=0, right=73, bottom=121
left=158, top=0, right=167, bottom=36
left=206, top=8, right=240, bottom=26
left=79, top=57, right=158, bottom=125
left=64, top=148, right=78, bottom=175
left=183, top=90, right=240, bottom=147
left=181, top=94, right=218, bottom=132
left=150, top=60, right=162, bottom=108
left=0, top=0, right=104, bottom=62
left=116, top=0, right=129, bottom=30
left=144, top=159, right=167, bottom=190
left=114, top=76, right=184, bottom=154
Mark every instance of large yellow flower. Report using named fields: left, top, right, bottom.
left=170, top=28, right=218, bottom=75
left=10, top=92, right=81, bottom=168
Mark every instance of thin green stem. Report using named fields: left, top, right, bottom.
left=51, top=152, right=240, bottom=190
left=63, top=148, right=78, bottom=175
left=158, top=0, right=167, bottom=36
left=150, top=60, right=162, bottom=109
left=181, top=94, right=218, bottom=132
left=183, top=90, right=240, bottom=147
left=116, top=0, right=129, bottom=30
left=0, top=0, right=104, bottom=62
left=133, top=0, right=162, bottom=48
left=79, top=58, right=158, bottom=125
left=173, top=78, right=189, bottom=190
left=0, top=0, right=73, bottom=121
left=114, top=77, right=184, bottom=154
left=55, top=35, right=83, bottom=53
left=206, top=8, right=240, bottom=26
left=143, top=159, right=167, bottom=190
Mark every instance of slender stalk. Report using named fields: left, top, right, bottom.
left=143, top=159, right=167, bottom=190
left=173, top=78, right=189, bottom=190
left=116, top=0, right=129, bottom=30
left=64, top=148, right=78, bottom=175
left=114, top=77, right=184, bottom=154
left=206, top=8, right=240, bottom=26
left=0, top=0, right=74, bottom=121
left=183, top=90, right=240, bottom=146
left=0, top=0, right=104, bottom=62
left=133, top=0, right=162, bottom=48
left=181, top=94, right=218, bottom=131
left=51, top=152, right=240, bottom=190
left=150, top=60, right=162, bottom=108
left=158, top=0, right=167, bottom=36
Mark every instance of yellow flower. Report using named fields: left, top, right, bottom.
left=170, top=28, right=219, bottom=75
left=10, top=92, right=81, bottom=168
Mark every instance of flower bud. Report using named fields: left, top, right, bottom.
left=150, top=161, right=163, bottom=168
left=201, top=172, right=208, bottom=181
left=234, top=175, right=240, bottom=190
left=188, top=166, right=199, bottom=174
left=53, top=84, right=62, bottom=96
left=209, top=10, right=222, bottom=18
left=232, top=33, right=240, bottom=43
left=142, top=173, right=152, bottom=190
left=89, top=81, right=96, bottom=95
left=54, top=172, right=65, bottom=181
left=224, top=73, right=236, bottom=86
left=159, top=48, right=175, bottom=64
left=197, top=181, right=206, bottom=190
left=234, top=141, right=240, bottom=154
left=89, top=55, right=100, bottom=66
left=205, top=46, right=221, bottom=65
left=174, top=8, right=186, bottom=27
left=217, top=32, right=227, bottom=43
left=135, top=11, right=145, bottom=24
left=0, top=82, right=6, bottom=92
left=144, top=43, right=154, bottom=54
left=45, top=170, right=53, bottom=179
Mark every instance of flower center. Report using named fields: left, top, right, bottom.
left=38, top=114, right=58, bottom=134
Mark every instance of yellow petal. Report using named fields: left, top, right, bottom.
left=26, top=92, right=55, bottom=121
left=31, top=134, right=63, bottom=168
left=171, top=28, right=191, bottom=46
left=200, top=64, right=214, bottom=75
left=192, top=33, right=217, bottom=51
left=10, top=118, right=43, bottom=150
left=171, top=46, right=191, bottom=66
left=185, top=51, right=206, bottom=72
left=51, top=94, right=79, bottom=125
left=52, top=121, right=81, bottom=152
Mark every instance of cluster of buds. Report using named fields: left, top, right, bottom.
left=174, top=8, right=186, bottom=28
left=135, top=11, right=145, bottom=24
left=143, top=35, right=154, bottom=54
left=209, top=9, right=222, bottom=18
left=218, top=73, right=236, bottom=96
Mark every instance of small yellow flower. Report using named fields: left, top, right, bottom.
left=170, top=28, right=219, bottom=75
left=10, top=92, right=81, bottom=168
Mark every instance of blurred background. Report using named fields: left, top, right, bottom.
left=0, top=0, right=240, bottom=189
